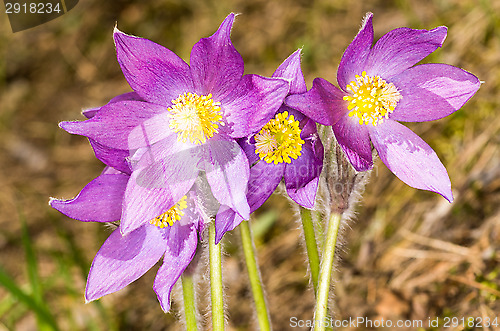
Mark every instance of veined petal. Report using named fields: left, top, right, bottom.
left=285, top=77, right=347, bottom=126
left=272, top=49, right=307, bottom=94
left=89, top=139, right=131, bottom=174
left=369, top=120, right=453, bottom=202
left=50, top=173, right=129, bottom=222
left=120, top=138, right=199, bottom=235
left=247, top=160, right=284, bottom=212
left=82, top=92, right=143, bottom=119
left=154, top=223, right=198, bottom=312
left=190, top=13, right=244, bottom=101
left=223, top=74, right=289, bottom=138
left=85, top=225, right=166, bottom=303
left=365, top=26, right=447, bottom=79
left=390, top=64, right=481, bottom=122
left=332, top=115, right=373, bottom=171
left=214, top=205, right=244, bottom=244
left=114, top=29, right=194, bottom=105
left=201, top=138, right=250, bottom=220
left=284, top=135, right=323, bottom=192
left=337, top=13, right=374, bottom=91
left=60, top=101, right=164, bottom=150
left=287, top=176, right=319, bottom=209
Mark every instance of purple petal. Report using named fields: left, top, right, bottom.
left=284, top=136, right=323, bottom=192
left=247, top=160, right=284, bottom=211
left=214, top=205, right=244, bottom=244
left=390, top=64, right=481, bottom=122
left=369, top=120, right=453, bottom=202
left=85, top=225, right=166, bottom=302
left=50, top=173, right=129, bottom=222
left=222, top=74, right=289, bottom=138
left=60, top=101, right=164, bottom=150
left=82, top=92, right=143, bottom=119
left=272, top=49, right=307, bottom=94
left=285, top=77, right=347, bottom=126
left=121, top=139, right=199, bottom=235
left=154, top=224, right=198, bottom=312
left=114, top=29, right=194, bottom=105
left=89, top=139, right=131, bottom=174
left=127, top=112, right=175, bottom=149
left=190, top=13, right=244, bottom=101
left=287, top=176, right=319, bottom=209
left=332, top=115, right=373, bottom=171
left=365, top=26, right=447, bottom=79
left=337, top=13, right=374, bottom=91
left=201, top=138, right=250, bottom=220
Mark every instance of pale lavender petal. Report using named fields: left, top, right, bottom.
left=332, top=114, right=373, bottom=171
left=89, top=139, right=131, bottom=174
left=190, top=13, right=244, bottom=101
left=365, top=26, right=447, bottom=79
left=285, top=77, right=347, bottom=126
left=201, top=137, right=250, bottom=220
left=214, top=205, right=243, bottom=244
left=60, top=101, right=164, bottom=150
left=222, top=74, right=289, bottom=138
left=247, top=160, right=284, bottom=211
left=82, top=92, right=143, bottom=119
left=390, top=64, right=481, bottom=122
left=369, top=120, right=453, bottom=202
left=85, top=225, right=166, bottom=302
left=50, top=173, right=128, bottom=222
left=127, top=112, right=175, bottom=149
left=121, top=138, right=199, bottom=235
left=337, top=13, right=374, bottom=91
left=154, top=224, right=198, bottom=312
left=272, top=49, right=307, bottom=94
left=287, top=176, right=319, bottom=209
left=114, top=29, right=194, bottom=105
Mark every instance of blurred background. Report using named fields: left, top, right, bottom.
left=0, top=0, right=499, bottom=330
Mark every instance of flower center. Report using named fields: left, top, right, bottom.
left=343, top=71, right=402, bottom=126
left=168, top=92, right=223, bottom=144
left=149, top=196, right=188, bottom=228
left=254, top=111, right=304, bottom=164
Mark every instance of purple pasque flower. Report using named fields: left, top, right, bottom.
left=59, top=13, right=289, bottom=235
left=215, top=49, right=324, bottom=243
left=286, top=13, right=480, bottom=202
left=51, top=100, right=212, bottom=312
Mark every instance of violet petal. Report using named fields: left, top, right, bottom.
left=82, top=92, right=143, bottom=119
left=287, top=176, right=319, bottom=209
left=190, top=13, right=244, bottom=101
left=369, top=120, right=453, bottom=202
left=390, top=63, right=481, bottom=122
left=214, top=205, right=243, bottom=244
left=222, top=74, right=289, bottom=138
left=60, top=101, right=164, bottom=150
left=50, top=173, right=128, bottom=222
left=153, top=223, right=198, bottom=312
left=85, top=225, right=166, bottom=302
left=114, top=29, right=194, bottom=105
left=332, top=114, right=373, bottom=171
left=337, top=13, right=374, bottom=91
left=285, top=77, right=347, bottom=126
left=366, top=26, right=447, bottom=79
left=272, top=49, right=307, bottom=94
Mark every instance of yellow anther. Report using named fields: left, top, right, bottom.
left=149, top=196, right=188, bottom=228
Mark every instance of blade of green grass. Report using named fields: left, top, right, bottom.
left=0, top=267, right=58, bottom=330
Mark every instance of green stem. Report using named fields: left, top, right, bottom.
left=181, top=275, right=198, bottom=331
left=239, top=221, right=271, bottom=331
left=314, top=212, right=342, bottom=331
left=299, top=207, right=320, bottom=294
left=209, top=223, right=224, bottom=331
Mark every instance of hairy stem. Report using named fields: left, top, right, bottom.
left=314, top=212, right=342, bottom=331
left=209, top=223, right=224, bottom=330
left=299, top=207, right=320, bottom=294
left=181, top=275, right=198, bottom=331
left=240, top=220, right=271, bottom=331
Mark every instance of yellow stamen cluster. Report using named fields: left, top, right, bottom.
left=254, top=111, right=305, bottom=164
left=343, top=71, right=402, bottom=126
left=168, top=92, right=223, bottom=144
left=149, top=196, right=188, bottom=228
